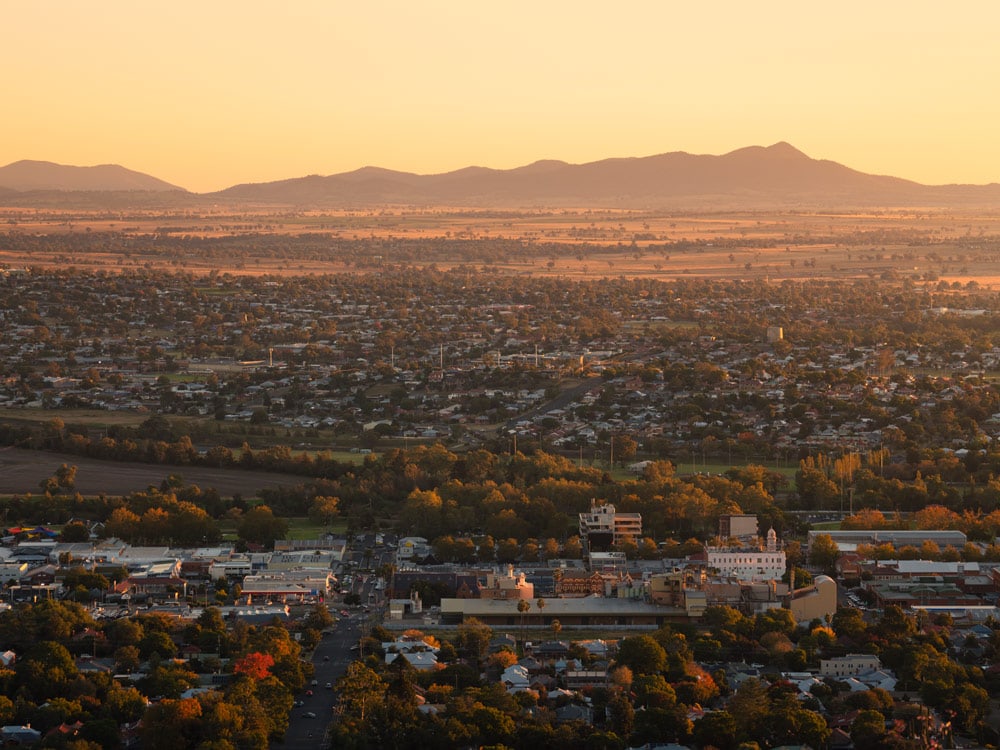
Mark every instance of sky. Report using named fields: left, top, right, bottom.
left=4, top=1, right=1000, bottom=193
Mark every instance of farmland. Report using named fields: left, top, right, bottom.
left=2, top=205, right=1000, bottom=286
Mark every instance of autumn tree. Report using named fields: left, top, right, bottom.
left=232, top=652, right=275, bottom=680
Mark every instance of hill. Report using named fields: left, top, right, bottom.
left=0, top=159, right=184, bottom=192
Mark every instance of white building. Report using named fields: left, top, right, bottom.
left=820, top=653, right=882, bottom=678
left=706, top=528, right=786, bottom=582
left=398, top=537, right=430, bottom=561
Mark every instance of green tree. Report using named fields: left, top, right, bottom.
left=236, top=505, right=288, bottom=549
left=60, top=521, right=90, bottom=542
left=808, top=533, right=840, bottom=572
left=693, top=709, right=737, bottom=750
left=615, top=635, right=667, bottom=675
left=455, top=617, right=492, bottom=667
left=337, top=661, right=387, bottom=723
left=15, top=640, right=78, bottom=698
left=850, top=708, right=887, bottom=750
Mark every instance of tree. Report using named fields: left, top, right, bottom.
left=60, top=521, right=90, bottom=542
left=455, top=617, right=492, bottom=666
left=563, top=535, right=583, bottom=559
left=607, top=691, right=635, bottom=737
left=337, top=661, right=386, bottom=723
left=140, top=663, right=200, bottom=700
left=914, top=504, right=959, bottom=530
left=139, top=630, right=177, bottom=660
left=55, top=463, right=77, bottom=492
left=694, top=709, right=737, bottom=750
left=615, top=635, right=667, bottom=675
left=727, top=677, right=769, bottom=740
left=236, top=505, right=288, bottom=549
left=808, top=533, right=840, bottom=572
left=114, top=645, right=141, bottom=674
left=15, top=640, right=78, bottom=698
left=308, top=495, right=340, bottom=526
left=796, top=464, right=840, bottom=508
left=139, top=698, right=203, bottom=750
left=612, top=434, right=638, bottom=466
left=232, top=652, right=275, bottom=681
left=302, top=603, right=334, bottom=631
left=850, top=708, right=887, bottom=750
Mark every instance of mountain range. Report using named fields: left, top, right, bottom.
left=2, top=144, right=999, bottom=209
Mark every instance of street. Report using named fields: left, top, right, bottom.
left=274, top=535, right=391, bottom=748
left=275, top=613, right=360, bottom=748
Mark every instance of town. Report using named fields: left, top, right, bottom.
left=0, top=231, right=998, bottom=749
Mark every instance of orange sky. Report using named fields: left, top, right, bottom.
left=4, top=1, right=1000, bottom=193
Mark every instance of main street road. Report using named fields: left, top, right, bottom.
left=275, top=614, right=360, bottom=749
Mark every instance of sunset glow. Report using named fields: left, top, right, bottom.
left=5, top=0, right=1000, bottom=192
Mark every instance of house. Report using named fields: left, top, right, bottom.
left=564, top=668, right=608, bottom=690
left=387, top=650, right=439, bottom=670
left=0, top=726, right=42, bottom=745
left=383, top=634, right=440, bottom=671
left=501, top=664, right=531, bottom=692
left=554, top=703, right=593, bottom=724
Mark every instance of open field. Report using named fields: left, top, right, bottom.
left=3, top=206, right=1000, bottom=286
left=0, top=446, right=303, bottom=497
left=216, top=517, right=348, bottom=541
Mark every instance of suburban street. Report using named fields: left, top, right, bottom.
left=275, top=536, right=390, bottom=749
left=276, top=612, right=360, bottom=748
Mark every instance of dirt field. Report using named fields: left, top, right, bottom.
left=0, top=446, right=302, bottom=497
left=3, top=206, right=1000, bottom=286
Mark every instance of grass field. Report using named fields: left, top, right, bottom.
left=217, top=517, right=348, bottom=542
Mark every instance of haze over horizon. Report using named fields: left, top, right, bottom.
left=5, top=1, right=1000, bottom=193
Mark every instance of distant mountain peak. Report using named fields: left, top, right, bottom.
left=766, top=141, right=806, bottom=155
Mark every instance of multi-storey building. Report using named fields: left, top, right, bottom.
left=578, top=502, right=642, bottom=551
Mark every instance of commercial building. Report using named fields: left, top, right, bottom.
left=579, top=502, right=642, bottom=551
left=706, top=528, right=786, bottom=582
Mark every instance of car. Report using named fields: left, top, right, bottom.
left=305, top=690, right=313, bottom=696
left=323, top=655, right=330, bottom=661
left=294, top=700, right=304, bottom=707
left=311, top=679, right=318, bottom=686
left=325, top=682, right=332, bottom=689
left=302, top=711, right=317, bottom=719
